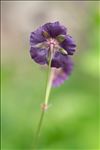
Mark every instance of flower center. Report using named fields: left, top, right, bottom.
left=47, top=38, right=59, bottom=49
left=34, top=37, right=64, bottom=55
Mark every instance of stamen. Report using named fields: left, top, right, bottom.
left=47, top=38, right=59, bottom=48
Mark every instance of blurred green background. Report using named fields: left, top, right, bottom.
left=1, top=1, right=100, bottom=150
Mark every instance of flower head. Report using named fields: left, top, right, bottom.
left=30, top=22, right=76, bottom=66
left=30, top=21, right=76, bottom=86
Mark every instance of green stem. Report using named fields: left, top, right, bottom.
left=34, top=45, right=53, bottom=149
left=45, top=52, right=52, bottom=105
left=34, top=109, right=45, bottom=148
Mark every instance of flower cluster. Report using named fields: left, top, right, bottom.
left=30, top=21, right=76, bottom=87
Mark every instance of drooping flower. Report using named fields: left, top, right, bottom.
left=30, top=21, right=76, bottom=86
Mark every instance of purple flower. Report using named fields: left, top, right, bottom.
left=30, top=22, right=76, bottom=66
left=29, top=21, right=76, bottom=86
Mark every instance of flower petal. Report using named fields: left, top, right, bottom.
left=51, top=52, right=72, bottom=68
left=61, top=35, right=76, bottom=55
left=51, top=52, right=62, bottom=68
left=43, top=21, right=67, bottom=38
left=52, top=57, right=73, bottom=87
left=30, top=26, right=46, bottom=46
left=30, top=47, right=48, bottom=65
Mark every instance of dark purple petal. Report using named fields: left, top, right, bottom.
left=30, top=26, right=46, bottom=46
left=60, top=35, right=76, bottom=55
left=51, top=52, right=72, bottom=68
left=52, top=57, right=73, bottom=87
left=63, top=57, right=73, bottom=75
left=51, top=52, right=62, bottom=68
left=30, top=47, right=48, bottom=65
left=42, top=21, right=67, bottom=38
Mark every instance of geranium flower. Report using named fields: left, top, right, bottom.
left=30, top=21, right=76, bottom=86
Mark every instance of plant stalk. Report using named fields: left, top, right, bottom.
left=34, top=44, right=54, bottom=149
